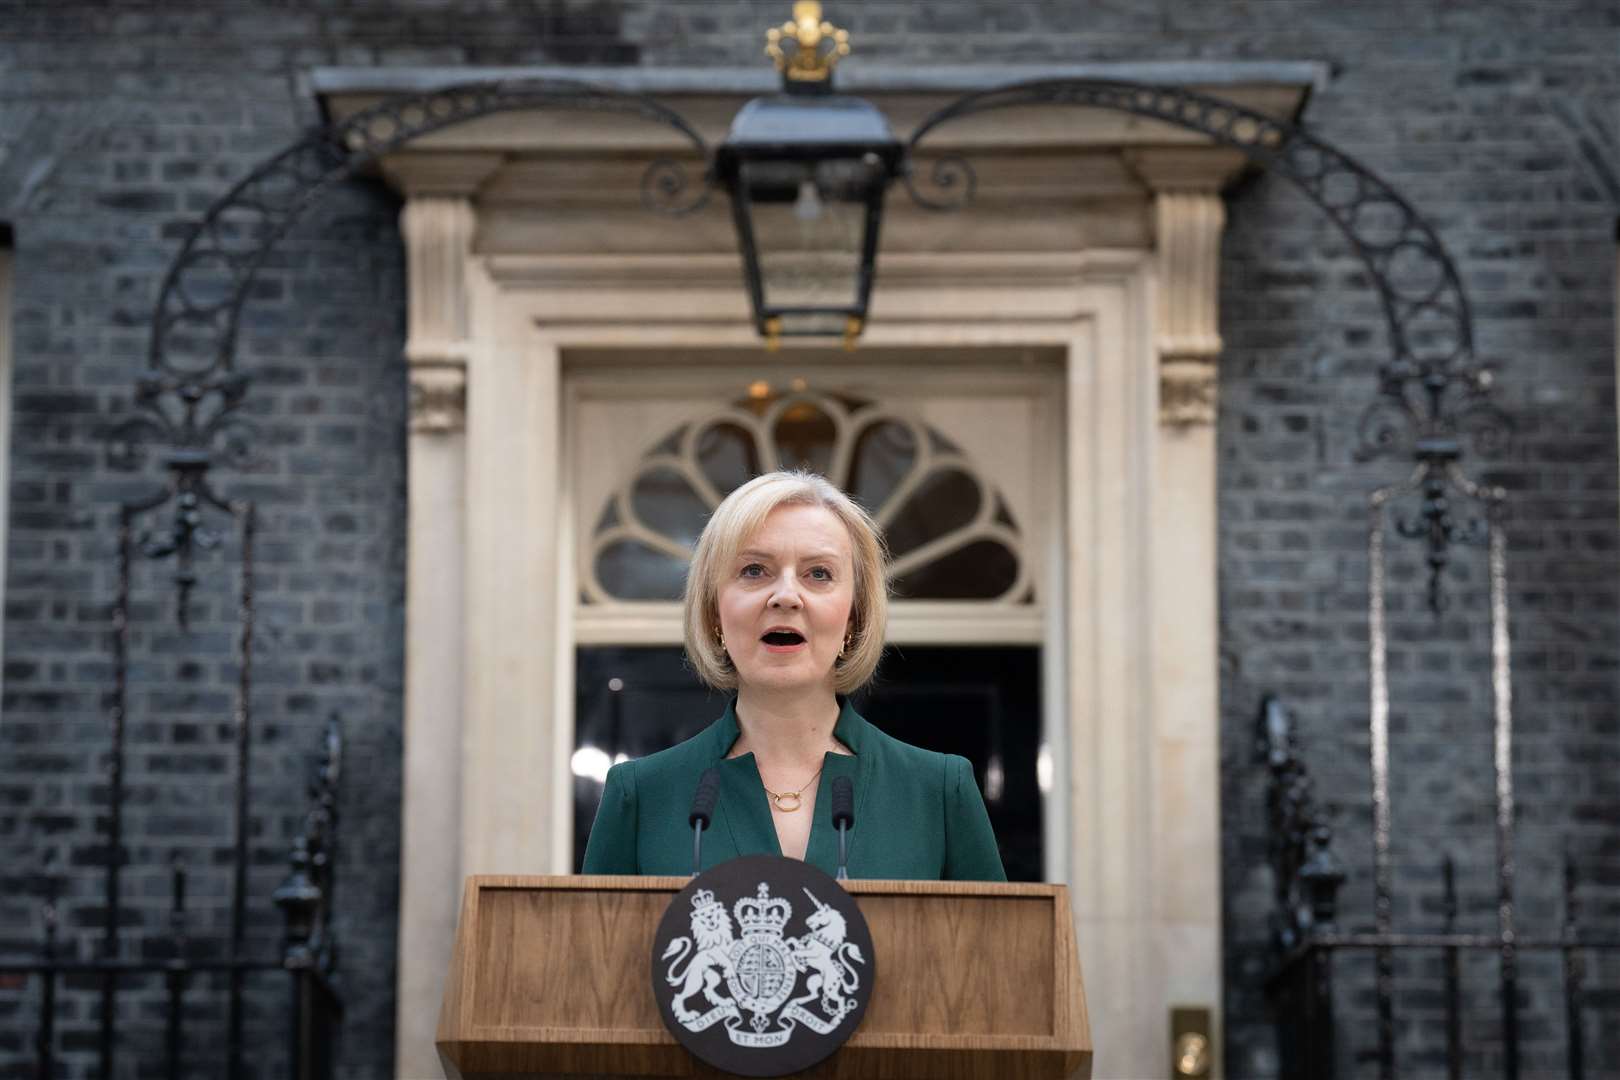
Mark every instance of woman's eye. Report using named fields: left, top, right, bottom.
left=740, top=563, right=766, bottom=578
left=808, top=566, right=833, bottom=581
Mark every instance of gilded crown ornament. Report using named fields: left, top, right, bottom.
left=765, top=1, right=850, bottom=83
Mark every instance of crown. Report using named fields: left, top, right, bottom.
left=764, top=1, right=850, bottom=84
left=734, top=882, right=792, bottom=934
left=691, top=888, right=724, bottom=917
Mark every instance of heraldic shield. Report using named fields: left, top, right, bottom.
left=650, top=854, right=876, bottom=1077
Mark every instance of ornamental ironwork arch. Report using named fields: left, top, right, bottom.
left=118, top=75, right=1507, bottom=618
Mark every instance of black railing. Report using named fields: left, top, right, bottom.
left=1261, top=696, right=1619, bottom=1079
left=0, top=468, right=342, bottom=1075
left=0, top=713, right=342, bottom=1079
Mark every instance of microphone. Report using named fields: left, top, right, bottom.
left=688, top=767, right=719, bottom=875
left=831, top=776, right=854, bottom=881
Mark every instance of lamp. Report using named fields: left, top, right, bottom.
left=713, top=2, right=903, bottom=350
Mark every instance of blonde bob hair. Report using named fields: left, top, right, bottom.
left=683, top=470, right=888, bottom=694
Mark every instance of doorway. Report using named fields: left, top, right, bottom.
left=566, top=350, right=1063, bottom=880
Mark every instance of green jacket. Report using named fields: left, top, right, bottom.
left=581, top=698, right=1007, bottom=881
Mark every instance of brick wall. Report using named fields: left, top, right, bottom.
left=0, top=11, right=413, bottom=1069
left=2, top=2, right=1617, bottom=1076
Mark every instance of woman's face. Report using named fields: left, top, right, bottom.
left=716, top=502, right=856, bottom=696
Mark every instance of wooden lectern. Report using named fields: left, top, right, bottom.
left=437, top=875, right=1091, bottom=1079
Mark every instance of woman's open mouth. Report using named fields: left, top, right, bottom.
left=760, top=629, right=807, bottom=652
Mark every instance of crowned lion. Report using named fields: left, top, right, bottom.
left=662, top=889, right=738, bottom=1022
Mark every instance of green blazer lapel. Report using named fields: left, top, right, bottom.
left=707, top=700, right=743, bottom=759
left=804, top=750, right=859, bottom=876
left=815, top=698, right=873, bottom=874
left=709, top=699, right=779, bottom=859
left=716, top=753, right=781, bottom=858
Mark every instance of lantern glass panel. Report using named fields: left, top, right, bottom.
left=740, top=156, right=879, bottom=314
left=774, top=311, right=854, bottom=336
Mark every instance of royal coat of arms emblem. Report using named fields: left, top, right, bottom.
left=651, top=855, right=875, bottom=1077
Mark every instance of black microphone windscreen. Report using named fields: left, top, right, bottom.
left=689, top=766, right=720, bottom=828
left=831, top=775, right=854, bottom=828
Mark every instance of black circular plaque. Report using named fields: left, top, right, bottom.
left=650, top=854, right=876, bottom=1077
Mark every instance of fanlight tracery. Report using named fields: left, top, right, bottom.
left=585, top=391, right=1029, bottom=606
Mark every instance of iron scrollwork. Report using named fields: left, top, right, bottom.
left=151, top=76, right=712, bottom=389
left=903, top=78, right=1507, bottom=612
left=116, top=78, right=715, bottom=625
left=1390, top=442, right=1503, bottom=615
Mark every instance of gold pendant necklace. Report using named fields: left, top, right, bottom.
left=763, top=762, right=824, bottom=813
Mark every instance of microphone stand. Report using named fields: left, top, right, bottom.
left=689, top=767, right=719, bottom=876
left=832, top=776, right=854, bottom=881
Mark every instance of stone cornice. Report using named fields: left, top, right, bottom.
left=1123, top=147, right=1253, bottom=194
left=381, top=152, right=503, bottom=198
left=306, top=60, right=1329, bottom=104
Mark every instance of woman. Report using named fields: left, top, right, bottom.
left=582, top=470, right=1006, bottom=881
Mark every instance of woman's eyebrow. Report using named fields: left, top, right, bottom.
left=735, top=547, right=845, bottom=562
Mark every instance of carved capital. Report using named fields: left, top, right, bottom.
left=1152, top=190, right=1226, bottom=427
left=410, top=360, right=467, bottom=435
left=1160, top=359, right=1218, bottom=428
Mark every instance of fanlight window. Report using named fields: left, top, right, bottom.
left=585, top=391, right=1030, bottom=604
